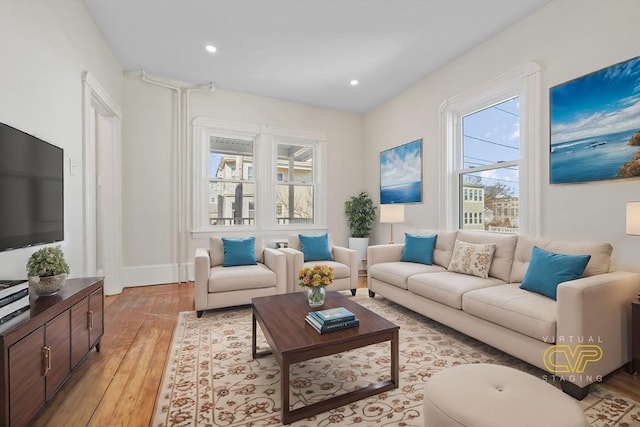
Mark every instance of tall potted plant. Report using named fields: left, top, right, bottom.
left=344, top=192, right=376, bottom=270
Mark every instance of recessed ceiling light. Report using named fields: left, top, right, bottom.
left=350, top=80, right=359, bottom=86
left=205, top=45, right=217, bottom=53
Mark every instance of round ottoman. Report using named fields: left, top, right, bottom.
left=423, top=364, right=587, bottom=427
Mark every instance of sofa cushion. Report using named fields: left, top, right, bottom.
left=208, top=263, right=276, bottom=293
left=456, top=231, right=517, bottom=282
left=401, top=233, right=437, bottom=265
left=408, top=271, right=505, bottom=309
left=299, top=233, right=334, bottom=261
left=447, top=241, right=496, bottom=279
left=520, top=246, right=591, bottom=300
left=370, top=261, right=445, bottom=290
left=415, top=229, right=458, bottom=268
left=222, top=236, right=257, bottom=267
left=510, top=236, right=612, bottom=283
left=463, top=284, right=557, bottom=343
left=210, top=236, right=264, bottom=267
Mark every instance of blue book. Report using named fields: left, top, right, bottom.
left=305, top=314, right=359, bottom=334
left=310, top=307, right=355, bottom=324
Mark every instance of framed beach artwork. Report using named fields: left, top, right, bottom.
left=380, top=139, right=423, bottom=204
left=550, top=55, right=640, bottom=184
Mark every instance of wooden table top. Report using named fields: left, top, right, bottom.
left=252, top=291, right=398, bottom=356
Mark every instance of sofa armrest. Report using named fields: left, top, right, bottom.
left=194, top=248, right=211, bottom=312
left=263, top=248, right=287, bottom=295
left=279, top=247, right=304, bottom=293
left=556, top=271, right=640, bottom=386
left=333, top=245, right=358, bottom=290
left=367, top=244, right=404, bottom=287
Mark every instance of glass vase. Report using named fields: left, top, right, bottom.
left=307, top=286, right=326, bottom=307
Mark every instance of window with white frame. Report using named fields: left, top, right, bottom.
left=441, top=63, right=541, bottom=235
left=192, top=118, right=327, bottom=234
left=208, top=137, right=255, bottom=226
left=276, top=142, right=314, bottom=225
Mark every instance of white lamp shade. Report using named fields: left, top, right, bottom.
left=626, top=201, right=640, bottom=235
left=380, top=204, right=405, bottom=224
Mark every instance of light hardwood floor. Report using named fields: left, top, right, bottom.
left=33, top=279, right=639, bottom=426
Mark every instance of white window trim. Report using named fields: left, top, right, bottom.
left=439, top=62, right=541, bottom=236
left=191, top=117, right=328, bottom=237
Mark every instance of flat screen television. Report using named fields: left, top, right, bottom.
left=0, top=122, right=64, bottom=252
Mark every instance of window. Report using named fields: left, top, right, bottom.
left=276, top=143, right=314, bottom=225
left=208, top=137, right=255, bottom=226
left=192, top=118, right=327, bottom=234
left=441, top=62, right=541, bottom=235
left=460, top=97, right=520, bottom=231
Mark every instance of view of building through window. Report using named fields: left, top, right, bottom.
left=460, top=97, right=520, bottom=232
left=276, top=143, right=314, bottom=224
left=208, top=139, right=315, bottom=226
left=208, top=137, right=255, bottom=226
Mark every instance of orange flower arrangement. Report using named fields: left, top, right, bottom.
left=298, top=264, right=334, bottom=288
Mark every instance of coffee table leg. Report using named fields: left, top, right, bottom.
left=252, top=312, right=257, bottom=359
left=391, top=329, right=399, bottom=386
left=282, top=357, right=291, bottom=424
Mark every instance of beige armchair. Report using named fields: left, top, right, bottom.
left=194, top=235, right=286, bottom=317
left=280, top=234, right=358, bottom=295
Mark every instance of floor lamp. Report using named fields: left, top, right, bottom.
left=380, top=204, right=405, bottom=244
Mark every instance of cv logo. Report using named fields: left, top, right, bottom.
left=543, top=344, right=603, bottom=373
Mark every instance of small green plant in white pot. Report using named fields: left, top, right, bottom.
left=26, top=246, right=70, bottom=296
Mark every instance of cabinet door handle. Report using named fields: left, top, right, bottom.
left=42, top=346, right=51, bottom=376
left=88, top=310, right=94, bottom=330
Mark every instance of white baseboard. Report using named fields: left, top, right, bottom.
left=123, top=263, right=196, bottom=288
left=123, top=263, right=179, bottom=287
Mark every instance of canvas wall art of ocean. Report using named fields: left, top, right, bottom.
left=550, top=129, right=638, bottom=184
left=380, top=181, right=422, bottom=204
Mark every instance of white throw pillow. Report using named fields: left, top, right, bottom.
left=447, top=240, right=496, bottom=279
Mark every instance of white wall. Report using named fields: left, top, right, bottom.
left=363, top=0, right=640, bottom=272
left=122, top=75, right=363, bottom=286
left=0, top=1, right=122, bottom=280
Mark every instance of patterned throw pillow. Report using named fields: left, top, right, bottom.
left=447, top=240, right=496, bottom=279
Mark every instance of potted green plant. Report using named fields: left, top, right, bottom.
left=26, top=246, right=70, bottom=296
left=344, top=192, right=377, bottom=270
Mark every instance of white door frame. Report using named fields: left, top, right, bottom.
left=82, top=71, right=123, bottom=295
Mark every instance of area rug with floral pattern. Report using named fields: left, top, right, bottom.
left=152, top=290, right=640, bottom=426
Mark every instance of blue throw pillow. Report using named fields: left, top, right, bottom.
left=299, top=233, right=334, bottom=262
left=222, top=237, right=257, bottom=267
left=401, top=233, right=437, bottom=265
left=520, top=246, right=591, bottom=300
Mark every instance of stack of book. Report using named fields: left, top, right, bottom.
left=0, top=280, right=30, bottom=324
left=305, top=306, right=359, bottom=334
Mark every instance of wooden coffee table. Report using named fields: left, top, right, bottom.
left=252, top=291, right=399, bottom=424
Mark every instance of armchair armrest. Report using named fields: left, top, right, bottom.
left=279, top=247, right=304, bottom=293
left=194, top=248, right=211, bottom=312
left=333, top=245, right=358, bottom=290
left=557, top=271, right=640, bottom=387
left=263, top=248, right=287, bottom=294
left=367, top=244, right=404, bottom=287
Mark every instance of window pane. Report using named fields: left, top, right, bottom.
left=277, top=143, right=313, bottom=183
left=209, top=137, right=253, bottom=180
left=276, top=184, right=313, bottom=224
left=462, top=97, right=520, bottom=168
left=208, top=182, right=255, bottom=225
left=460, top=167, right=519, bottom=232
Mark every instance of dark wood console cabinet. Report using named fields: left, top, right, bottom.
left=0, top=277, right=104, bottom=427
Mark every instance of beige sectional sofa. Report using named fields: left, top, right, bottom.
left=367, top=230, right=640, bottom=399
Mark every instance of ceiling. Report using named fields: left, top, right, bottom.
left=83, top=0, right=549, bottom=113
